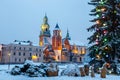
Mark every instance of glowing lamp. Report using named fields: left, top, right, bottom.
left=114, top=10, right=117, bottom=13
left=96, top=41, right=99, bottom=44
left=96, top=48, right=98, bottom=51
left=99, top=0, right=104, bottom=5
left=96, top=14, right=100, bottom=17
left=96, top=8, right=101, bottom=12
left=104, top=38, right=107, bottom=42
left=103, top=30, right=107, bottom=34
left=96, top=20, right=100, bottom=24
left=32, top=55, right=38, bottom=61
left=96, top=35, right=99, bottom=38
left=105, top=46, right=108, bottom=50
left=103, top=23, right=107, bottom=26
left=96, top=55, right=100, bottom=59
left=103, top=53, right=106, bottom=55
left=96, top=39, right=98, bottom=41
left=101, top=8, right=106, bottom=12
left=102, top=16, right=105, bottom=18
left=96, top=28, right=99, bottom=31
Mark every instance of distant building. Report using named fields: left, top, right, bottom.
left=39, top=15, right=87, bottom=62
left=0, top=44, right=2, bottom=62
left=0, top=43, right=43, bottom=64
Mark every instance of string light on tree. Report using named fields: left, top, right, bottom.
left=96, top=14, right=100, bottom=17
left=88, top=0, right=120, bottom=71
left=105, top=46, right=108, bottom=50
left=103, top=38, right=108, bottom=42
left=103, top=30, right=107, bottom=34
left=101, top=7, right=106, bottom=12
left=96, top=8, right=101, bottom=12
left=96, top=35, right=99, bottom=38
left=103, top=53, right=106, bottom=55
left=103, top=23, right=107, bottom=26
left=96, top=20, right=100, bottom=24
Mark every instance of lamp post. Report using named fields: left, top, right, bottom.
left=8, top=53, right=11, bottom=70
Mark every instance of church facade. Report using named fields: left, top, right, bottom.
left=39, top=15, right=87, bottom=62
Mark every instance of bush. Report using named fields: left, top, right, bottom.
left=11, top=66, right=21, bottom=75
left=61, top=64, right=80, bottom=76
left=10, top=60, right=48, bottom=77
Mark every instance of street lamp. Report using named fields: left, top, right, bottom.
left=8, top=53, right=11, bottom=70
left=32, top=55, right=38, bottom=62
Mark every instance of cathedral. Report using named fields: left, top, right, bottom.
left=39, top=15, right=87, bottom=62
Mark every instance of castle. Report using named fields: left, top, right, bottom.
left=0, top=15, right=87, bottom=64
left=39, top=15, right=87, bottom=62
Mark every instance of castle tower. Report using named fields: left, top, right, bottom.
left=39, top=15, right=51, bottom=46
left=66, top=29, right=71, bottom=40
left=52, top=24, right=62, bottom=61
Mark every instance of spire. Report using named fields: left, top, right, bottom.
left=40, top=14, right=51, bottom=37
left=43, top=13, right=48, bottom=24
left=54, top=23, right=60, bottom=30
left=66, top=29, right=71, bottom=40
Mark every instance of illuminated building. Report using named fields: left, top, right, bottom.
left=40, top=15, right=87, bottom=62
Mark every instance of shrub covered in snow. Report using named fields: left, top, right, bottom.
left=10, top=60, right=60, bottom=77
left=116, top=64, right=120, bottom=75
left=10, top=60, right=47, bottom=77
left=61, top=64, right=80, bottom=76
left=26, top=65, right=46, bottom=77
left=11, top=66, right=21, bottom=75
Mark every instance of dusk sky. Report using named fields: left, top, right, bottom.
left=0, top=0, right=93, bottom=46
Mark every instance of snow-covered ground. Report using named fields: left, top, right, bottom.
left=0, top=64, right=120, bottom=80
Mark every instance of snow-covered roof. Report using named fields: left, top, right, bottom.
left=0, top=44, right=2, bottom=51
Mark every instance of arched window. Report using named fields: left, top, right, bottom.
left=46, top=28, right=48, bottom=31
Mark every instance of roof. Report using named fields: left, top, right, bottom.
left=54, top=24, right=60, bottom=30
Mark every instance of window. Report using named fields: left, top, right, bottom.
left=19, top=52, right=21, bottom=56
left=30, top=53, right=32, bottom=56
left=19, top=47, right=21, bottom=50
left=39, top=54, right=41, bottom=57
left=24, top=58, right=26, bottom=61
left=46, top=28, right=48, bottom=31
left=39, top=49, right=41, bottom=52
left=24, top=47, right=25, bottom=50
left=19, top=59, right=21, bottom=62
left=36, top=53, right=38, bottom=56
left=29, top=48, right=32, bottom=51
left=36, top=48, right=38, bottom=51
left=14, top=47, right=16, bottom=50
left=23, top=53, right=25, bottom=56
left=13, top=52, right=16, bottom=55
left=15, top=58, right=17, bottom=62
left=80, top=57, right=82, bottom=62
left=37, top=58, right=39, bottom=62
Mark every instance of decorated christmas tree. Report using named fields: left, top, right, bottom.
left=87, top=0, right=120, bottom=70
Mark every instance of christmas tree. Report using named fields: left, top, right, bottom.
left=87, top=0, right=120, bottom=69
